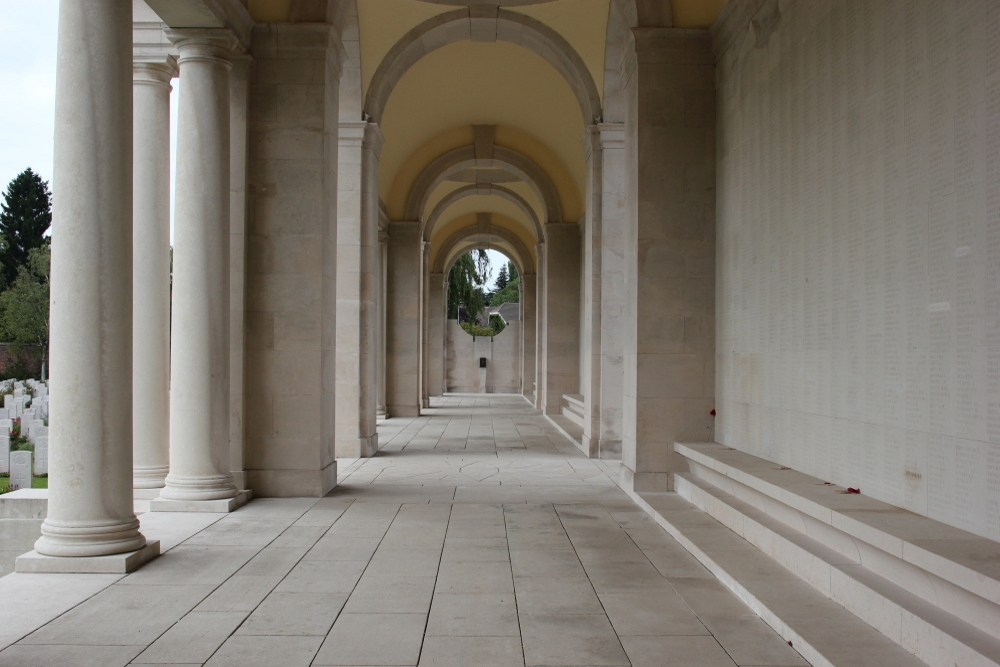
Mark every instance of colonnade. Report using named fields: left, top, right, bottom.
left=32, top=0, right=716, bottom=569
left=34, top=2, right=253, bottom=564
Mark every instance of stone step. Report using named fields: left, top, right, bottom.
left=671, top=442, right=1000, bottom=667
left=561, top=394, right=584, bottom=429
left=627, top=488, right=929, bottom=667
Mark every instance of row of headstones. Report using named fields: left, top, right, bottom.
left=0, top=379, right=49, bottom=480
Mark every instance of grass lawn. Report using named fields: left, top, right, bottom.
left=0, top=475, right=47, bottom=493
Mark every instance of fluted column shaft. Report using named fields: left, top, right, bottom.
left=36, top=0, right=146, bottom=557
left=161, top=29, right=239, bottom=502
left=132, top=55, right=176, bottom=490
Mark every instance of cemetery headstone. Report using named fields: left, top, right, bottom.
left=0, top=419, right=11, bottom=435
left=34, top=436, right=47, bottom=475
left=30, top=420, right=45, bottom=443
left=0, top=435, right=8, bottom=475
left=13, top=387, right=23, bottom=398
left=9, top=451, right=31, bottom=492
left=3, top=394, right=12, bottom=411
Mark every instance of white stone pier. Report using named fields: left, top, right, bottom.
left=156, top=28, right=245, bottom=511
left=24, top=0, right=156, bottom=571
left=131, top=54, right=176, bottom=491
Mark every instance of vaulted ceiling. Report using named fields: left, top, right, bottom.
left=243, top=0, right=725, bottom=270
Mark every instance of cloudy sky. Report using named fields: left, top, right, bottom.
left=0, top=0, right=58, bottom=189
left=0, top=1, right=509, bottom=288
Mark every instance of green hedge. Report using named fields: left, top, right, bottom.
left=460, top=322, right=495, bottom=338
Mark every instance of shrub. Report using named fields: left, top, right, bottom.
left=460, top=322, right=495, bottom=339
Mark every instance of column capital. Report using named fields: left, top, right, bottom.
left=133, top=54, right=178, bottom=87
left=165, top=28, right=242, bottom=64
left=597, top=122, right=626, bottom=150
left=378, top=229, right=389, bottom=244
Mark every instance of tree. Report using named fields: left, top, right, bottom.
left=495, top=264, right=509, bottom=291
left=448, top=250, right=490, bottom=322
left=0, top=169, right=52, bottom=289
left=0, top=244, right=50, bottom=380
left=488, top=278, right=519, bottom=306
left=508, top=260, right=518, bottom=282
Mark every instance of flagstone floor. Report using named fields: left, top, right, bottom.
left=0, top=394, right=809, bottom=667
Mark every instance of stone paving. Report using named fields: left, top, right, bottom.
left=0, top=394, right=808, bottom=666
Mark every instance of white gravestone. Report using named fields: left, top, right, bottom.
left=13, top=387, right=23, bottom=398
left=0, top=435, right=8, bottom=474
left=21, top=410, right=34, bottom=438
left=13, top=396, right=25, bottom=418
left=0, top=419, right=11, bottom=434
left=9, top=450, right=31, bottom=492
left=3, top=394, right=12, bottom=411
left=34, top=436, right=47, bottom=475
left=29, top=420, right=45, bottom=443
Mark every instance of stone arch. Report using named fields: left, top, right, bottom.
left=424, top=183, right=542, bottom=242
left=434, top=222, right=535, bottom=276
left=406, top=145, right=562, bottom=224
left=364, top=8, right=602, bottom=125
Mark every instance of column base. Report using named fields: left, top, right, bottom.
left=620, top=466, right=672, bottom=493
left=150, top=489, right=252, bottom=513
left=598, top=438, right=622, bottom=459
left=336, top=434, right=379, bottom=459
left=376, top=405, right=387, bottom=421
left=133, top=466, right=168, bottom=490
left=133, top=488, right=163, bottom=500
left=16, top=540, right=160, bottom=574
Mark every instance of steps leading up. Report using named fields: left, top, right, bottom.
left=561, top=393, right=584, bottom=429
left=669, top=442, right=1000, bottom=667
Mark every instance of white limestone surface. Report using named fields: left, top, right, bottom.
left=0, top=395, right=808, bottom=667
left=714, top=0, right=1000, bottom=541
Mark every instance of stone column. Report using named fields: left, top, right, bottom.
left=540, top=224, right=581, bottom=415
left=620, top=30, right=715, bottom=492
left=521, top=273, right=537, bottom=403
left=427, top=273, right=446, bottom=400
left=159, top=28, right=241, bottom=506
left=534, top=242, right=546, bottom=410
left=598, top=123, right=627, bottom=459
left=386, top=221, right=423, bottom=417
left=33, top=0, right=150, bottom=561
left=132, top=54, right=176, bottom=490
left=581, top=127, right=603, bottom=457
left=420, top=243, right=432, bottom=409
left=230, top=55, right=251, bottom=489
left=335, top=121, right=381, bottom=458
left=377, top=230, right=388, bottom=419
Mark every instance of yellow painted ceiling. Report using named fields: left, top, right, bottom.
left=429, top=194, right=537, bottom=246
left=247, top=0, right=725, bottom=28
left=245, top=0, right=727, bottom=230
left=424, top=180, right=545, bottom=228
left=379, top=42, right=584, bottom=221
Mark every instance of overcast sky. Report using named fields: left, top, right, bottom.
left=0, top=0, right=58, bottom=190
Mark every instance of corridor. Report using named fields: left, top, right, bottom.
left=0, top=396, right=807, bottom=667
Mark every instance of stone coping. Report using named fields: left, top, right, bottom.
left=676, top=442, right=1000, bottom=609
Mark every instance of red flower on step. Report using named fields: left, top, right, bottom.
left=709, top=409, right=716, bottom=416
left=846, top=487, right=861, bottom=494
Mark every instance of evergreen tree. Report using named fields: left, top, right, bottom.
left=508, top=260, right=518, bottom=281
left=495, top=265, right=509, bottom=291
left=0, top=169, right=52, bottom=288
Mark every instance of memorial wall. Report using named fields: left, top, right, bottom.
left=715, top=0, right=1000, bottom=540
